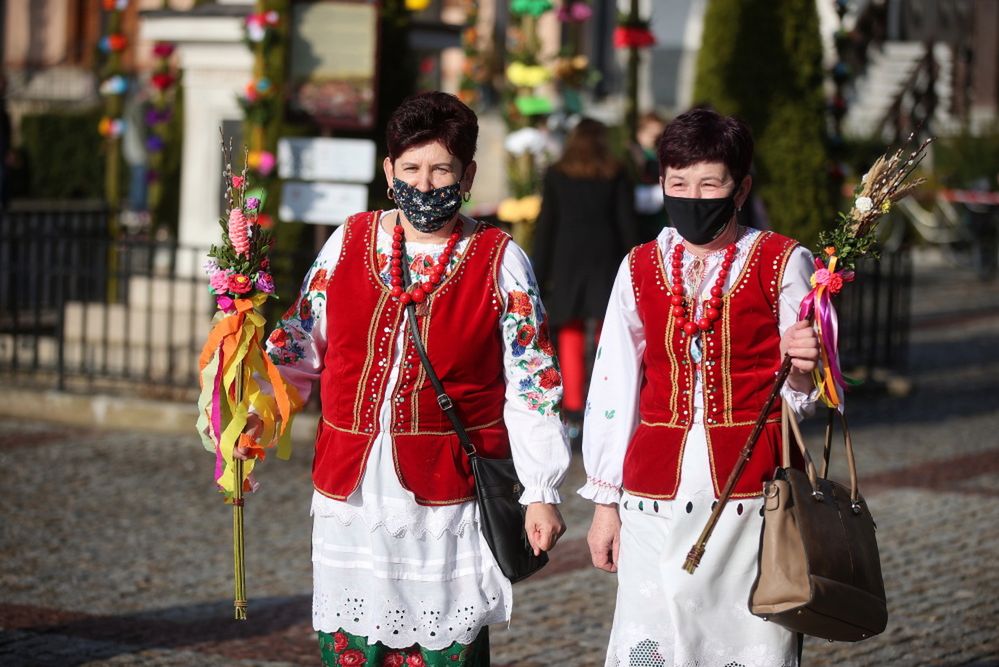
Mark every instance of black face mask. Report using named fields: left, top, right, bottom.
left=662, top=192, right=736, bottom=245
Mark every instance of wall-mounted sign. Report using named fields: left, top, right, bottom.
left=277, top=137, right=377, bottom=183
left=279, top=181, right=369, bottom=225
left=288, top=1, right=380, bottom=130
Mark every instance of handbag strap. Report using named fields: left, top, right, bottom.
left=781, top=401, right=862, bottom=507
left=399, top=232, right=477, bottom=459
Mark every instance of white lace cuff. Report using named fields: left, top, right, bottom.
left=781, top=382, right=819, bottom=420
left=519, top=485, right=562, bottom=505
left=578, top=476, right=622, bottom=505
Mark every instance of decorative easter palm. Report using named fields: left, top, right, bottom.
left=682, top=135, right=931, bottom=573
left=196, top=134, right=300, bottom=617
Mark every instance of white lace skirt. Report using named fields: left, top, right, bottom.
left=310, top=432, right=512, bottom=651
left=605, top=423, right=798, bottom=667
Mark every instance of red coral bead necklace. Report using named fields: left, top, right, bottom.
left=389, top=218, right=463, bottom=305
left=670, top=241, right=737, bottom=336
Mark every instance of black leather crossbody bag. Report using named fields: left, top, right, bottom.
left=401, top=252, right=547, bottom=583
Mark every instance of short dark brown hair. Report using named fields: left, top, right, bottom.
left=385, top=91, right=479, bottom=168
left=656, top=107, right=753, bottom=183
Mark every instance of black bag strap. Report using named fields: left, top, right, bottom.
left=400, top=234, right=477, bottom=458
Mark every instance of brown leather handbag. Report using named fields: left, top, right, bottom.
left=749, top=403, right=888, bottom=642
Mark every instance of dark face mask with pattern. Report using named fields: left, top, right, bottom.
left=393, top=177, right=463, bottom=233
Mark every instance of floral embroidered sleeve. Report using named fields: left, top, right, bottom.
left=262, top=225, right=345, bottom=408
left=498, top=241, right=570, bottom=505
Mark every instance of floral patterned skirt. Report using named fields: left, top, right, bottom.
left=319, top=627, right=489, bottom=666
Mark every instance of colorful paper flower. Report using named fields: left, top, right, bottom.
left=504, top=127, right=548, bottom=156
left=228, top=209, right=251, bottom=257
left=146, top=108, right=172, bottom=125
left=227, top=273, right=253, bottom=294
left=557, top=2, right=592, bottom=22
left=506, top=62, right=550, bottom=88
left=209, top=270, right=230, bottom=293
left=231, top=176, right=245, bottom=189
left=405, top=0, right=431, bottom=9
left=150, top=72, right=175, bottom=91
left=152, top=42, right=175, bottom=58
left=854, top=196, right=873, bottom=213
left=98, top=117, right=125, bottom=138
left=497, top=195, right=542, bottom=223
left=99, top=34, right=128, bottom=53
left=99, top=75, right=128, bottom=96
left=247, top=151, right=276, bottom=176
left=146, top=135, right=165, bottom=152
left=216, top=295, right=236, bottom=312
left=255, top=272, right=275, bottom=294
left=514, top=95, right=553, bottom=117
left=613, top=25, right=656, bottom=49
left=245, top=196, right=261, bottom=211
left=511, top=0, right=553, bottom=17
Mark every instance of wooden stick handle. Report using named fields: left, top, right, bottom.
left=682, top=355, right=794, bottom=573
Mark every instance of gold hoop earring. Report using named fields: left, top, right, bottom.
left=462, top=191, right=471, bottom=203
left=387, top=187, right=395, bottom=201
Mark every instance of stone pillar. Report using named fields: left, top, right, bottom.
left=140, top=14, right=253, bottom=263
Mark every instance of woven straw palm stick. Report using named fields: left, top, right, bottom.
left=232, top=365, right=247, bottom=620
left=682, top=355, right=793, bottom=573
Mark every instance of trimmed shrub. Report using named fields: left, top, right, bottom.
left=693, top=0, right=832, bottom=245
left=19, top=109, right=106, bottom=200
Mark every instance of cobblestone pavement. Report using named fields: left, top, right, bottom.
left=2, top=251, right=998, bottom=667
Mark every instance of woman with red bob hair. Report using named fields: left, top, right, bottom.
left=240, top=92, right=569, bottom=666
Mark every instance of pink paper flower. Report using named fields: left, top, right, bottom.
left=813, top=268, right=831, bottom=286
left=231, top=176, right=245, bottom=189
left=216, top=295, right=235, bottom=312
left=209, top=269, right=229, bottom=293
left=256, top=151, right=276, bottom=176
left=228, top=209, right=251, bottom=257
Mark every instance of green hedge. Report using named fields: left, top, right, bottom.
left=693, top=0, right=832, bottom=246
left=19, top=109, right=106, bottom=200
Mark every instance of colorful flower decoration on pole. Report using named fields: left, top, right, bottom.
left=240, top=1, right=287, bottom=187
left=99, top=0, right=129, bottom=223
left=146, top=41, right=178, bottom=229
left=500, top=0, right=556, bottom=251
left=458, top=1, right=485, bottom=107
left=801, top=135, right=932, bottom=408
left=197, top=137, right=301, bottom=621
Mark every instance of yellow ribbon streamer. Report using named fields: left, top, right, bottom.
left=197, top=293, right=302, bottom=500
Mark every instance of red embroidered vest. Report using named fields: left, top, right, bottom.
left=314, top=211, right=512, bottom=505
left=624, top=231, right=801, bottom=499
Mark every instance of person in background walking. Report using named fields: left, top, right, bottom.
left=532, top=118, right=639, bottom=445
left=630, top=111, right=669, bottom=243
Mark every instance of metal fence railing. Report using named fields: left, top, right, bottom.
left=1, top=207, right=913, bottom=398
left=836, top=248, right=913, bottom=378
left=0, top=208, right=313, bottom=397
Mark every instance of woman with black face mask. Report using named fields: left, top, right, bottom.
left=237, top=92, right=569, bottom=666
left=580, top=107, right=821, bottom=666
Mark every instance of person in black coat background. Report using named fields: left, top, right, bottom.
left=532, top=118, right=639, bottom=440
